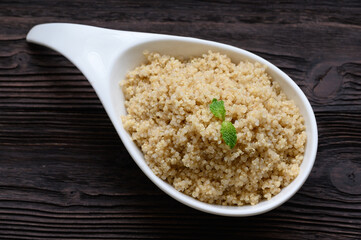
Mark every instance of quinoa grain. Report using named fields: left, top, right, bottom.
left=121, top=51, right=306, bottom=206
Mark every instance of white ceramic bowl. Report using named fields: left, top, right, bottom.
left=27, top=23, right=318, bottom=216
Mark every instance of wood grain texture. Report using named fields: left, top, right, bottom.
left=0, top=0, right=361, bottom=239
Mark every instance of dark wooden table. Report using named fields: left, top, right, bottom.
left=1, top=1, right=360, bottom=239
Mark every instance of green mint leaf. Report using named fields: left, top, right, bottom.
left=209, top=98, right=226, bottom=121
left=209, top=98, right=237, bottom=149
left=221, top=121, right=237, bottom=149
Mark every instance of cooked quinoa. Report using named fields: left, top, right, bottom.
left=121, top=51, right=306, bottom=206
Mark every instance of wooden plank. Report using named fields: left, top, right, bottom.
left=0, top=0, right=360, bottom=239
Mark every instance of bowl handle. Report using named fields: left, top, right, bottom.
left=26, top=23, right=156, bottom=95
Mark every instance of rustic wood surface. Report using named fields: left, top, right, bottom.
left=1, top=0, right=361, bottom=239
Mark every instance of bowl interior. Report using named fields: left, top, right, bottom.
left=109, top=38, right=317, bottom=216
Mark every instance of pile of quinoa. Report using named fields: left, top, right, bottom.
left=121, top=51, right=306, bottom=206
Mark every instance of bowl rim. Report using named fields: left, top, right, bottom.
left=113, top=36, right=318, bottom=217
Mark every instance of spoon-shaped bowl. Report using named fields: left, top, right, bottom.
left=26, top=23, right=318, bottom=216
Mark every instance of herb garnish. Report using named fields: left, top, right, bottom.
left=209, top=98, right=237, bottom=149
